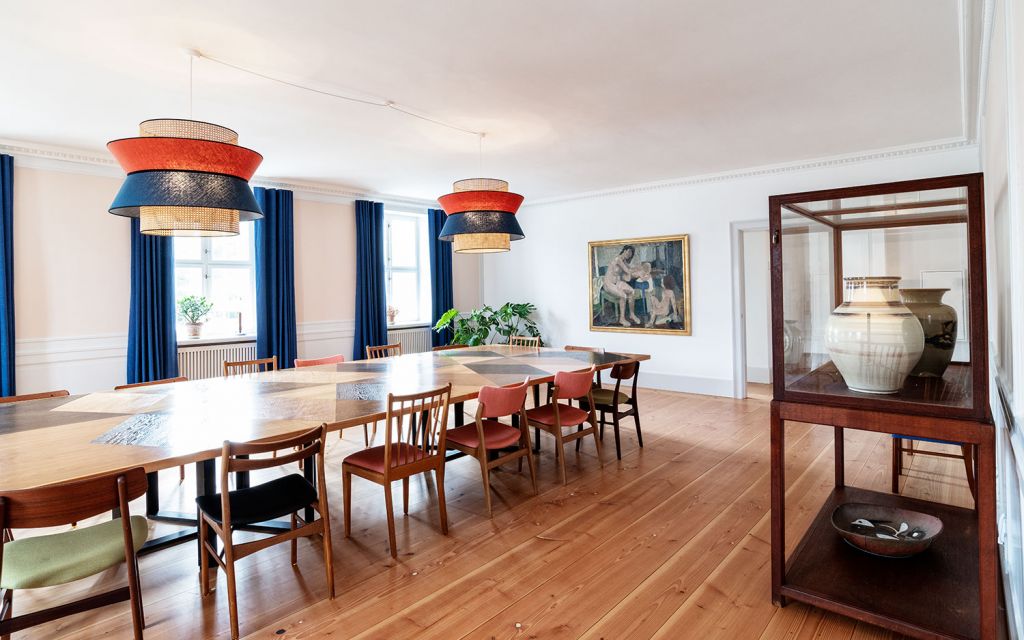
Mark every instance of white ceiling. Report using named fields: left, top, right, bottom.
left=1, top=0, right=967, bottom=201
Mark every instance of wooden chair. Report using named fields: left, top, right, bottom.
left=0, top=467, right=149, bottom=639
left=343, top=384, right=452, bottom=558
left=365, top=343, right=402, bottom=359
left=293, top=354, right=373, bottom=447
left=293, top=354, right=345, bottom=367
left=582, top=361, right=643, bottom=460
left=432, top=344, right=466, bottom=352
left=445, top=379, right=538, bottom=516
left=892, top=436, right=977, bottom=503
left=197, top=425, right=334, bottom=640
left=114, top=377, right=189, bottom=481
left=508, top=335, right=540, bottom=347
left=525, top=367, right=603, bottom=485
left=0, top=389, right=69, bottom=404
left=223, top=356, right=277, bottom=377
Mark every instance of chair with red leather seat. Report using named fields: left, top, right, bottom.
left=525, top=367, right=603, bottom=485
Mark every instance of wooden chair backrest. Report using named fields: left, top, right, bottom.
left=564, top=345, right=605, bottom=353
left=366, top=343, right=402, bottom=359
left=477, top=380, right=530, bottom=419
left=553, top=367, right=597, bottom=401
left=222, top=425, right=327, bottom=475
left=383, top=384, right=452, bottom=474
left=294, top=354, right=345, bottom=367
left=611, top=361, right=638, bottom=380
left=0, top=389, right=70, bottom=404
left=224, top=356, right=277, bottom=376
left=114, top=376, right=187, bottom=391
left=432, top=344, right=466, bottom=352
left=509, top=335, right=540, bottom=347
left=0, top=467, right=147, bottom=529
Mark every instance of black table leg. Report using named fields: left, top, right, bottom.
left=303, top=454, right=316, bottom=523
left=236, top=454, right=250, bottom=490
left=454, top=401, right=465, bottom=427
left=145, top=471, right=160, bottom=517
left=196, top=459, right=217, bottom=568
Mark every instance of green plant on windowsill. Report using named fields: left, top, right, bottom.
left=177, top=295, right=214, bottom=339
left=433, top=303, right=541, bottom=346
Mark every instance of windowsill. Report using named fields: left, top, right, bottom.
left=177, top=334, right=257, bottom=347
left=388, top=323, right=431, bottom=330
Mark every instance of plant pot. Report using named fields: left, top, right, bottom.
left=186, top=322, right=203, bottom=339
left=825, top=276, right=924, bottom=394
left=899, top=288, right=958, bottom=378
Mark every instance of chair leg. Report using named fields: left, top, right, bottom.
left=179, top=465, right=185, bottom=482
left=2, top=588, right=13, bottom=640
left=634, top=405, right=643, bottom=448
left=319, top=500, right=336, bottom=599
left=384, top=481, right=398, bottom=559
left=403, top=477, right=410, bottom=515
left=612, top=411, right=622, bottom=460
left=223, top=533, right=240, bottom=640
left=554, top=428, right=568, bottom=485
left=591, top=417, right=604, bottom=466
left=343, top=470, right=352, bottom=538
left=133, top=554, right=146, bottom=630
left=290, top=512, right=298, bottom=565
left=525, top=448, right=539, bottom=495
left=534, top=426, right=541, bottom=453
left=199, top=516, right=211, bottom=596
left=575, top=425, right=583, bottom=452
left=436, top=466, right=449, bottom=535
left=962, top=444, right=978, bottom=503
left=478, top=449, right=494, bottom=517
left=600, top=410, right=606, bottom=440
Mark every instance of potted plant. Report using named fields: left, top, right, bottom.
left=433, top=302, right=541, bottom=345
left=177, top=295, right=214, bottom=339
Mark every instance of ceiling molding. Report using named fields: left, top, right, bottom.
left=524, top=137, right=978, bottom=207
left=0, top=138, right=437, bottom=209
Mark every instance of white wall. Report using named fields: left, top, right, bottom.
left=742, top=229, right=771, bottom=384
left=10, top=165, right=480, bottom=394
left=481, top=145, right=980, bottom=397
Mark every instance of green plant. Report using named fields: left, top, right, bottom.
left=177, top=295, right=213, bottom=324
left=433, top=302, right=540, bottom=346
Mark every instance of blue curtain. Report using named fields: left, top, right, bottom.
left=0, top=155, right=14, bottom=395
left=427, top=208, right=454, bottom=347
left=254, top=187, right=297, bottom=369
left=353, top=200, right=387, bottom=359
left=127, top=218, right=179, bottom=384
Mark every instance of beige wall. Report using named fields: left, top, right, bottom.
left=14, top=167, right=129, bottom=339
left=292, top=197, right=356, bottom=324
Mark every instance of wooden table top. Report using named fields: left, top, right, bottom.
left=0, top=345, right=649, bottom=489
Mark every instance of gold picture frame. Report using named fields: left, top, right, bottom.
left=588, top=234, right=692, bottom=335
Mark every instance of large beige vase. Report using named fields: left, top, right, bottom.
left=825, top=277, right=924, bottom=394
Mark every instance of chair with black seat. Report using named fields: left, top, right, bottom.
left=1, top=467, right=149, bottom=639
left=343, top=384, right=452, bottom=559
left=197, top=425, right=334, bottom=640
left=584, top=360, right=643, bottom=460
left=446, top=379, right=537, bottom=516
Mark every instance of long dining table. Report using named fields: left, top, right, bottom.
left=0, top=344, right=649, bottom=556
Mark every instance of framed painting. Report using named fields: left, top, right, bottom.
left=588, top=234, right=691, bottom=335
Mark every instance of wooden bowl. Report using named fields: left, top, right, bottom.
left=831, top=502, right=943, bottom=558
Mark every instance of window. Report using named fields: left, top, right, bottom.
left=173, top=223, right=257, bottom=340
left=384, top=211, right=431, bottom=326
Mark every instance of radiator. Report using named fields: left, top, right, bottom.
left=178, top=341, right=257, bottom=380
left=389, top=326, right=433, bottom=354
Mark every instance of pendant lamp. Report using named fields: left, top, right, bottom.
left=437, top=178, right=525, bottom=254
left=107, top=118, right=263, bottom=236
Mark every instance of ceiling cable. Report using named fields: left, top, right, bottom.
left=187, top=49, right=483, bottom=138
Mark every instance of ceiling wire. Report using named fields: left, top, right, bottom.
left=189, top=50, right=484, bottom=138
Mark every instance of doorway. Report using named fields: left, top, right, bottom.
left=730, top=220, right=772, bottom=400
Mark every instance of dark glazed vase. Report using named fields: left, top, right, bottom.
left=899, top=288, right=957, bottom=378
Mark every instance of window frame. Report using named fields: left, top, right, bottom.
left=173, top=227, right=257, bottom=343
left=383, top=210, right=431, bottom=328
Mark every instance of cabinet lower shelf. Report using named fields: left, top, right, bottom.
left=781, top=486, right=979, bottom=640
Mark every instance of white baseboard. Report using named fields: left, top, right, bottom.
left=636, top=371, right=735, bottom=398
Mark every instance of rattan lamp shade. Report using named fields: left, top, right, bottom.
left=107, top=118, right=263, bottom=236
left=437, top=177, right=525, bottom=253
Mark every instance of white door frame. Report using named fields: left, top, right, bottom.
left=730, top=218, right=771, bottom=399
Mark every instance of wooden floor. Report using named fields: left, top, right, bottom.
left=9, top=384, right=974, bottom=639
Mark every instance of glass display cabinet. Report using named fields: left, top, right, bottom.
left=768, top=173, right=997, bottom=639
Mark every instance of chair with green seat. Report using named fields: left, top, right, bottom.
left=1, top=467, right=149, bottom=639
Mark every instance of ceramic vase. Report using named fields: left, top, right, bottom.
left=825, top=277, right=924, bottom=394
left=783, top=320, right=804, bottom=366
left=899, top=288, right=957, bottom=378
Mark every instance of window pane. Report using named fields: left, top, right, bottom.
left=388, top=217, right=418, bottom=268
left=174, top=266, right=203, bottom=301
left=207, top=267, right=256, bottom=336
left=389, top=271, right=420, bottom=324
left=211, top=222, right=252, bottom=262
left=174, top=237, right=202, bottom=261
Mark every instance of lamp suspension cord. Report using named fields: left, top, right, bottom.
left=189, top=50, right=484, bottom=139
left=188, top=53, right=193, bottom=119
